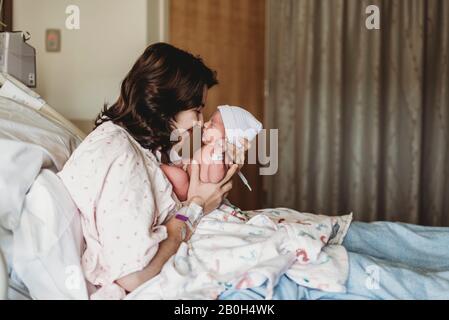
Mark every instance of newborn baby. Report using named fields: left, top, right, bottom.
left=161, top=105, right=262, bottom=201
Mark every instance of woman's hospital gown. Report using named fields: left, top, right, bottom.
left=58, top=121, right=182, bottom=299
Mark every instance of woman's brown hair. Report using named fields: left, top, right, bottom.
left=95, top=42, right=218, bottom=152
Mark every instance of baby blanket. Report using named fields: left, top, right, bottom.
left=127, top=202, right=353, bottom=300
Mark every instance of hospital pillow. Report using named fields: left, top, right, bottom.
left=13, top=169, right=89, bottom=299
left=0, top=97, right=80, bottom=170
left=0, top=97, right=81, bottom=231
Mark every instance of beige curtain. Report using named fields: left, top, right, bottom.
left=265, top=0, right=449, bottom=226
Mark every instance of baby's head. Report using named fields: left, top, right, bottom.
left=202, top=105, right=263, bottom=148
left=202, top=110, right=226, bottom=145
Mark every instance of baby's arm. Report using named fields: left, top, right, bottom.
left=207, top=162, right=227, bottom=183
left=187, top=146, right=226, bottom=183
left=197, top=145, right=227, bottom=183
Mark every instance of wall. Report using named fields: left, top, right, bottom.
left=13, top=0, right=165, bottom=132
left=170, top=0, right=266, bottom=210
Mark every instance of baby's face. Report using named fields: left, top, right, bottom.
left=202, top=111, right=225, bottom=145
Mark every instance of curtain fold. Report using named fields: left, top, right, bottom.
left=266, top=0, right=449, bottom=225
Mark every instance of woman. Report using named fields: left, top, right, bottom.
left=58, top=43, right=243, bottom=299
left=59, top=43, right=449, bottom=300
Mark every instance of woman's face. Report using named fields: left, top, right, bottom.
left=173, top=87, right=208, bottom=132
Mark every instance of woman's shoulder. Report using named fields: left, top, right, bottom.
left=62, top=121, right=155, bottom=171
left=86, top=121, right=131, bottom=147
left=80, top=122, right=141, bottom=157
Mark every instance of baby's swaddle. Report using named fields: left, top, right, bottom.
left=126, top=203, right=353, bottom=300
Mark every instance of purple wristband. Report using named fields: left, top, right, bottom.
left=175, top=214, right=189, bottom=222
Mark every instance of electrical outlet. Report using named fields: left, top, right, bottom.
left=45, top=29, right=61, bottom=52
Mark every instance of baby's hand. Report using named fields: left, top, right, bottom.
left=225, top=138, right=250, bottom=168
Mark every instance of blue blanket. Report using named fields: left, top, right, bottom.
left=219, top=221, right=449, bottom=300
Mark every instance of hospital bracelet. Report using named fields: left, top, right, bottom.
left=175, top=214, right=194, bottom=233
left=175, top=201, right=204, bottom=234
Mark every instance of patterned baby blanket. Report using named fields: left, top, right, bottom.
left=127, top=201, right=353, bottom=300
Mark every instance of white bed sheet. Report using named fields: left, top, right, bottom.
left=12, top=169, right=89, bottom=299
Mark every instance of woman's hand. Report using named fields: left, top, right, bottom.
left=187, top=162, right=239, bottom=214
left=225, top=138, right=251, bottom=169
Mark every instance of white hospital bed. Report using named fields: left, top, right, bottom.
left=0, top=73, right=89, bottom=300
left=0, top=73, right=86, bottom=141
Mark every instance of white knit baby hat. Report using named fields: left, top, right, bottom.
left=217, top=105, right=263, bottom=148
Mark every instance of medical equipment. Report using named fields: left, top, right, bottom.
left=212, top=149, right=252, bottom=191
left=0, top=32, right=37, bottom=87
left=236, top=170, right=252, bottom=191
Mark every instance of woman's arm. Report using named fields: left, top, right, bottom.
left=116, top=164, right=238, bottom=293
left=115, top=216, right=191, bottom=292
